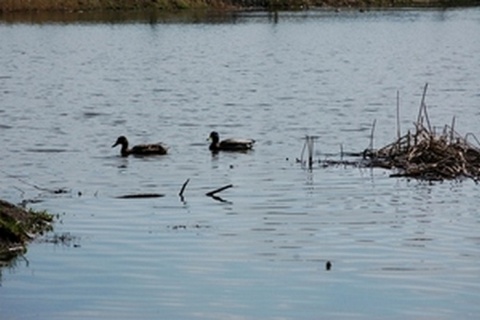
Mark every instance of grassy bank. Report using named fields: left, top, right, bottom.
left=0, top=0, right=477, bottom=12
left=0, top=200, right=53, bottom=263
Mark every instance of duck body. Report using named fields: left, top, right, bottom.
left=209, top=131, right=255, bottom=152
left=112, top=136, right=168, bottom=157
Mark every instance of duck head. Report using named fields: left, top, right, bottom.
left=209, top=131, right=220, bottom=144
left=112, top=136, right=128, bottom=148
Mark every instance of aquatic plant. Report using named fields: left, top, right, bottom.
left=0, top=200, right=53, bottom=260
left=363, top=84, right=480, bottom=181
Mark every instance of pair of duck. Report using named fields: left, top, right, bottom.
left=112, top=131, right=255, bottom=157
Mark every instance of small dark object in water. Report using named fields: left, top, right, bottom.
left=53, top=188, right=69, bottom=194
left=326, top=261, right=332, bottom=271
left=112, top=136, right=168, bottom=157
left=208, top=131, right=255, bottom=152
left=116, top=193, right=165, bottom=199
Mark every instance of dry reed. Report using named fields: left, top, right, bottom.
left=363, top=84, right=480, bottom=181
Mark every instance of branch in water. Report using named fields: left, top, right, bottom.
left=206, top=184, right=233, bottom=197
left=179, top=178, right=190, bottom=197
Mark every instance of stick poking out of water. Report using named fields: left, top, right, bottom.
left=369, top=119, right=376, bottom=150
left=179, top=179, right=190, bottom=197
left=206, top=184, right=233, bottom=197
left=396, top=90, right=401, bottom=140
left=300, top=135, right=319, bottom=169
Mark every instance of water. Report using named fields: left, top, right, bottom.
left=1, top=8, right=480, bottom=319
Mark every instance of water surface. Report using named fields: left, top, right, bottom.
left=1, top=8, right=480, bottom=319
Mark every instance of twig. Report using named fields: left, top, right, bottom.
left=450, top=116, right=455, bottom=143
left=416, top=83, right=432, bottom=133
left=206, top=184, right=233, bottom=197
left=369, top=119, right=376, bottom=150
left=308, top=138, right=314, bottom=169
left=306, top=136, right=316, bottom=169
left=423, top=99, right=432, bottom=134
left=417, top=83, right=428, bottom=124
left=465, top=132, right=480, bottom=148
left=396, top=90, right=401, bottom=140
left=300, top=135, right=319, bottom=169
left=300, top=138, right=307, bottom=164
left=179, top=179, right=190, bottom=197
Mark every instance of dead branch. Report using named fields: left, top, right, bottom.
left=179, top=179, right=190, bottom=197
left=206, top=184, right=233, bottom=197
left=362, top=84, right=480, bottom=181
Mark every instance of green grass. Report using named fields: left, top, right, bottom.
left=0, top=201, right=54, bottom=258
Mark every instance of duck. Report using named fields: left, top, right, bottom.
left=112, top=136, right=168, bottom=157
left=208, top=131, right=255, bottom=152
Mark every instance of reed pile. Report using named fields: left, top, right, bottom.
left=363, top=84, right=480, bottom=181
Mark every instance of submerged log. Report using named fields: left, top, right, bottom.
left=116, top=193, right=165, bottom=199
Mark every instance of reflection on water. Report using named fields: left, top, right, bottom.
left=0, top=8, right=242, bottom=25
left=1, top=7, right=480, bottom=320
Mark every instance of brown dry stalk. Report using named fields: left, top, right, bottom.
left=363, top=85, right=480, bottom=181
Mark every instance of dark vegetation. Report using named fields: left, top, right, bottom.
left=363, top=84, right=480, bottom=181
left=0, top=199, right=53, bottom=264
left=0, top=0, right=478, bottom=12
left=298, top=84, right=480, bottom=182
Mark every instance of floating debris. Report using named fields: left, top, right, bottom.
left=363, top=84, right=480, bottom=181
left=326, top=261, right=332, bottom=271
left=206, top=184, right=233, bottom=203
left=179, top=178, right=190, bottom=203
left=168, top=224, right=210, bottom=230
left=116, top=193, right=165, bottom=199
left=206, top=184, right=233, bottom=197
left=43, top=232, right=80, bottom=247
left=296, top=84, right=480, bottom=182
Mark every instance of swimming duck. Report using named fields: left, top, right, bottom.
left=208, top=131, right=255, bottom=152
left=112, top=136, right=168, bottom=157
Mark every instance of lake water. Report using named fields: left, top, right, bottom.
left=1, top=7, right=480, bottom=319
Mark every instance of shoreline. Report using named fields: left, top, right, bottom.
left=1, top=0, right=478, bottom=13
left=0, top=200, right=53, bottom=264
